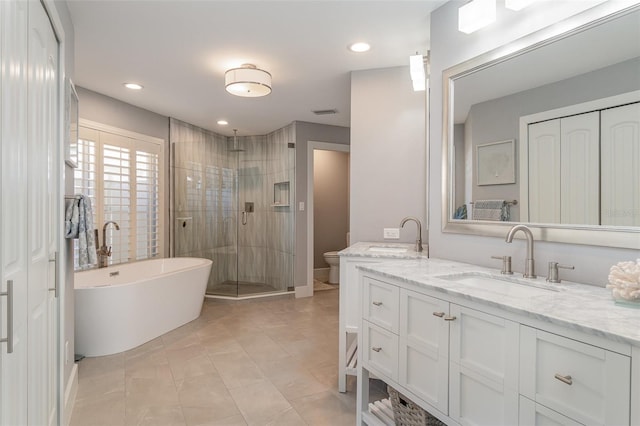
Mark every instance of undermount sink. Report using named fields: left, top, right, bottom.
left=437, top=271, right=560, bottom=296
left=367, top=245, right=409, bottom=253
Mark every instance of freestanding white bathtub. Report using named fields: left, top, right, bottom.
left=75, top=257, right=212, bottom=357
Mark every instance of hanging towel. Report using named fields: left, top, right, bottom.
left=472, top=200, right=509, bottom=221
left=65, top=195, right=98, bottom=267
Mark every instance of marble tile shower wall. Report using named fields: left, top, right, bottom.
left=170, top=118, right=295, bottom=293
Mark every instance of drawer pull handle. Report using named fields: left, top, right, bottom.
left=443, top=315, right=457, bottom=321
left=372, top=301, right=383, bottom=306
left=432, top=312, right=445, bottom=317
left=554, top=373, right=573, bottom=385
left=372, top=347, right=382, bottom=353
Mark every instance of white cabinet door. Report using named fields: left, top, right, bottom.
left=520, top=326, right=630, bottom=426
left=398, top=289, right=449, bottom=413
left=601, top=102, right=640, bottom=226
left=449, top=304, right=519, bottom=425
left=560, top=112, right=599, bottom=225
left=528, top=119, right=561, bottom=223
left=27, top=3, right=59, bottom=425
left=528, top=113, right=600, bottom=225
left=0, top=1, right=29, bottom=424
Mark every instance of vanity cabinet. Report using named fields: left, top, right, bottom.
left=357, top=269, right=634, bottom=426
left=359, top=274, right=520, bottom=425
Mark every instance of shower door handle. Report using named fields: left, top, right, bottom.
left=241, top=211, right=247, bottom=225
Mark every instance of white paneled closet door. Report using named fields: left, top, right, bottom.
left=28, top=2, right=59, bottom=425
left=528, top=119, right=561, bottom=223
left=560, top=112, right=599, bottom=225
left=1, top=1, right=59, bottom=424
left=0, top=1, right=29, bottom=425
left=601, top=102, right=640, bottom=226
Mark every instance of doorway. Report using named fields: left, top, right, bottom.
left=305, top=141, right=350, bottom=293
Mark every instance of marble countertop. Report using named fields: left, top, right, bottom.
left=338, top=241, right=428, bottom=259
left=358, top=257, right=640, bottom=348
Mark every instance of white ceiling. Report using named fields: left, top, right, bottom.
left=68, top=0, right=448, bottom=136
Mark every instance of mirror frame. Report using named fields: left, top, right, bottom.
left=441, top=4, right=640, bottom=250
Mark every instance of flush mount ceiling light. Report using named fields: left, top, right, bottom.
left=349, top=42, right=371, bottom=53
left=458, top=0, right=496, bottom=34
left=409, top=54, right=426, bottom=92
left=225, top=64, right=272, bottom=97
left=217, top=120, right=228, bottom=126
left=505, top=0, right=537, bottom=10
left=124, top=82, right=143, bottom=90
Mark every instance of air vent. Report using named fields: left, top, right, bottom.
left=312, top=109, right=338, bottom=115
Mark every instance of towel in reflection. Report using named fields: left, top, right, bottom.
left=65, top=195, right=98, bottom=267
left=472, top=200, right=510, bottom=221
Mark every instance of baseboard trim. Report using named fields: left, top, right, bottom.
left=295, top=283, right=313, bottom=298
left=64, top=363, right=78, bottom=426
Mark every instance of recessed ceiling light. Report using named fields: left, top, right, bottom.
left=217, top=120, right=228, bottom=126
left=349, top=42, right=370, bottom=53
left=124, top=83, right=143, bottom=90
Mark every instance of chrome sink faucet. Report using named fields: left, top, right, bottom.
left=98, top=221, right=120, bottom=268
left=505, top=224, right=536, bottom=278
left=400, top=216, right=423, bottom=252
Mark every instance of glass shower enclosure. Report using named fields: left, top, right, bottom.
left=170, top=119, right=295, bottom=297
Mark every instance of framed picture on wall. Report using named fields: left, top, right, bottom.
left=476, top=139, right=515, bottom=186
left=65, top=78, right=79, bottom=168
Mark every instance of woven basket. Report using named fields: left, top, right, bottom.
left=387, top=386, right=446, bottom=426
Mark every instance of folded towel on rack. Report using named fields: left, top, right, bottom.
left=65, top=195, right=97, bottom=267
left=472, top=200, right=510, bottom=221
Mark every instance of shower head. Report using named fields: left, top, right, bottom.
left=229, top=129, right=245, bottom=152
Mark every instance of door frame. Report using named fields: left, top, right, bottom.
left=300, top=141, right=350, bottom=297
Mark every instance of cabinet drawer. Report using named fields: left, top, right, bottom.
left=520, top=326, right=630, bottom=425
left=363, top=277, right=399, bottom=333
left=362, top=320, right=398, bottom=381
left=519, top=396, right=583, bottom=426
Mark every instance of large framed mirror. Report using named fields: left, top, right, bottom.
left=442, top=4, right=640, bottom=249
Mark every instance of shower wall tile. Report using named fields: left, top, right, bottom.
left=171, top=119, right=295, bottom=292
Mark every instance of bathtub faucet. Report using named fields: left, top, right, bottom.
left=98, top=221, right=120, bottom=268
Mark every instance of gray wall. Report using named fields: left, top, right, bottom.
left=313, top=150, right=350, bottom=268
left=429, top=0, right=639, bottom=286
left=350, top=66, right=426, bottom=244
left=462, top=57, right=640, bottom=221
left=76, top=86, right=169, bottom=142
left=294, top=121, right=350, bottom=287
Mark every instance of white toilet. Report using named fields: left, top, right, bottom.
left=323, top=232, right=350, bottom=285
left=323, top=251, right=341, bottom=284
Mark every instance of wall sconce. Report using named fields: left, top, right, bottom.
left=410, top=54, right=427, bottom=92
left=458, top=0, right=496, bottom=34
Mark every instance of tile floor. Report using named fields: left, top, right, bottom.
left=70, top=288, right=382, bottom=425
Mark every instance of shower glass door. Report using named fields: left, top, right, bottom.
left=171, top=119, right=295, bottom=298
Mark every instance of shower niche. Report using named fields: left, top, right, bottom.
left=170, top=118, right=295, bottom=298
left=272, top=181, right=290, bottom=207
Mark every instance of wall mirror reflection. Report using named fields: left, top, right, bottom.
left=443, top=5, right=640, bottom=249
